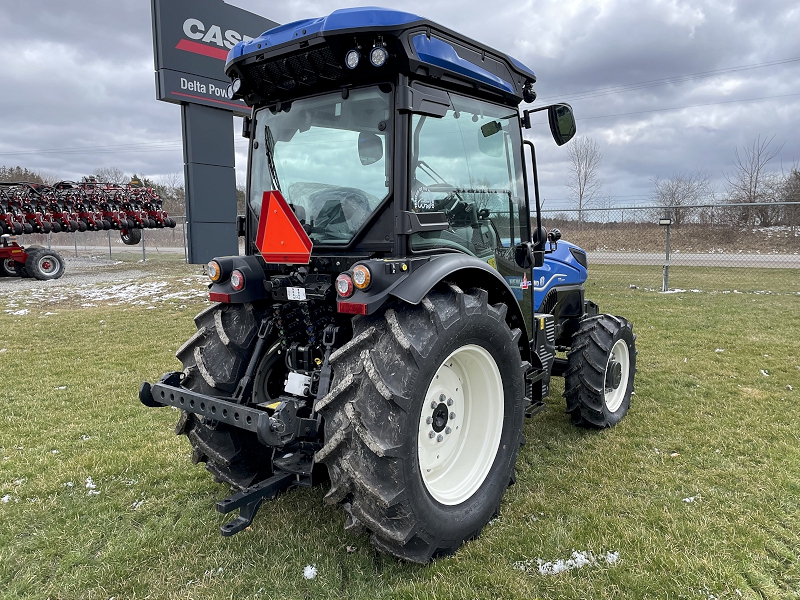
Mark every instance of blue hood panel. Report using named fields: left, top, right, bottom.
left=534, top=241, right=588, bottom=310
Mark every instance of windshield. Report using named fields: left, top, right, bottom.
left=249, top=86, right=392, bottom=245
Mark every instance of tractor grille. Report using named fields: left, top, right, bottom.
left=536, top=313, right=556, bottom=398
left=242, top=45, right=343, bottom=99
left=539, top=289, right=557, bottom=314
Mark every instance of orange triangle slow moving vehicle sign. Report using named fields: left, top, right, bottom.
left=255, top=191, right=313, bottom=264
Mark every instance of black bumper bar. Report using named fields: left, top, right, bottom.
left=139, top=372, right=268, bottom=436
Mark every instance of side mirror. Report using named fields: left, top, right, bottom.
left=515, top=242, right=533, bottom=269
left=548, top=103, right=576, bottom=146
left=515, top=242, right=543, bottom=268
left=358, top=132, right=383, bottom=166
left=531, top=225, right=547, bottom=251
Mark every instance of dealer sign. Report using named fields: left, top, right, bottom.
left=151, top=0, right=277, bottom=114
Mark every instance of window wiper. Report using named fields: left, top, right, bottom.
left=264, top=125, right=282, bottom=193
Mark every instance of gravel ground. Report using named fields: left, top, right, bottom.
left=0, top=257, right=151, bottom=291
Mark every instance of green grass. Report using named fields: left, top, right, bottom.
left=589, top=263, right=800, bottom=294
left=1, top=265, right=799, bottom=599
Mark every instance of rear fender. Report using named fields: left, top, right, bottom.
left=391, top=254, right=530, bottom=361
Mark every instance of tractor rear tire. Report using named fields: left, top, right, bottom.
left=121, top=228, right=142, bottom=246
left=315, top=283, right=528, bottom=563
left=564, top=314, right=636, bottom=427
left=25, top=248, right=65, bottom=280
left=175, top=303, right=274, bottom=490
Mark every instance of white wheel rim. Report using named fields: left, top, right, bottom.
left=604, top=339, right=630, bottom=413
left=417, top=344, right=504, bottom=505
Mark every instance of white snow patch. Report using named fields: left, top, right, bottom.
left=51, top=449, right=59, bottom=454
left=5, top=309, right=29, bottom=316
left=54, top=386, right=67, bottom=390
left=131, top=499, right=145, bottom=510
left=513, top=550, right=620, bottom=575
left=85, top=477, right=97, bottom=490
left=1, top=494, right=16, bottom=503
left=787, top=385, right=793, bottom=391
left=88, top=490, right=101, bottom=496
left=715, top=348, right=725, bottom=353
left=682, top=495, right=701, bottom=503
left=760, top=370, right=769, bottom=377
left=63, top=482, right=74, bottom=488
left=0, top=348, right=6, bottom=353
left=661, top=288, right=687, bottom=294
left=81, top=435, right=91, bottom=441
left=303, top=565, right=318, bottom=580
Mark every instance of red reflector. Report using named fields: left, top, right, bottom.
left=209, top=292, right=230, bottom=303
left=255, top=190, right=313, bottom=264
left=337, top=301, right=368, bottom=315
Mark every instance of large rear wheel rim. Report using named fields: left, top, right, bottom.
left=604, top=339, right=630, bottom=413
left=417, top=344, right=504, bottom=505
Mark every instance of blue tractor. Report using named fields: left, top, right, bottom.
left=140, top=7, right=637, bottom=563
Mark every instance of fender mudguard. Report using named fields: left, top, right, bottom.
left=390, top=254, right=531, bottom=359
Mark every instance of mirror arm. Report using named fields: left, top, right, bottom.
left=521, top=105, right=549, bottom=129
left=523, top=140, right=543, bottom=251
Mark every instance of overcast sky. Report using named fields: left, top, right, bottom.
left=1, top=0, right=798, bottom=210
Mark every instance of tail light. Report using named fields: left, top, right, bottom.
left=336, top=273, right=354, bottom=298
left=230, top=269, right=245, bottom=291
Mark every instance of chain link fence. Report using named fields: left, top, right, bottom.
left=542, top=202, right=800, bottom=294
left=12, top=204, right=800, bottom=294
left=16, top=215, right=190, bottom=262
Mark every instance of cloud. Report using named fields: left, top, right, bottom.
left=0, top=0, right=798, bottom=209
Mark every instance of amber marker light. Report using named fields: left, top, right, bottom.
left=352, top=264, right=371, bottom=290
left=208, top=260, right=222, bottom=282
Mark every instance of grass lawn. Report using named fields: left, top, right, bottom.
left=0, top=263, right=798, bottom=599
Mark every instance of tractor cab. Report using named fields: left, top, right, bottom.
left=220, top=7, right=577, bottom=330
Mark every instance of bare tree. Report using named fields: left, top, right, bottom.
left=155, top=172, right=186, bottom=215
left=91, top=166, right=128, bottom=185
left=783, top=166, right=800, bottom=231
left=565, top=136, right=603, bottom=224
left=651, top=171, right=712, bottom=226
left=725, top=135, right=784, bottom=227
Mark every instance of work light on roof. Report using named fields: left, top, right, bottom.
left=369, top=46, right=388, bottom=67
left=345, top=49, right=360, bottom=69
left=226, top=78, right=242, bottom=100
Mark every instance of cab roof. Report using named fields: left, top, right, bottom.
left=225, top=7, right=536, bottom=106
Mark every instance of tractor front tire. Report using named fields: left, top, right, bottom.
left=316, top=283, right=528, bottom=563
left=175, top=303, right=274, bottom=489
left=564, top=314, right=636, bottom=427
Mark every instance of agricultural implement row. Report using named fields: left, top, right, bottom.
left=0, top=180, right=177, bottom=246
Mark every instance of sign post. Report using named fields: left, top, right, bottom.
left=151, top=0, right=277, bottom=263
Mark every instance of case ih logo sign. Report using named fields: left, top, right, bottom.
left=178, top=18, right=254, bottom=61
left=151, top=0, right=277, bottom=113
